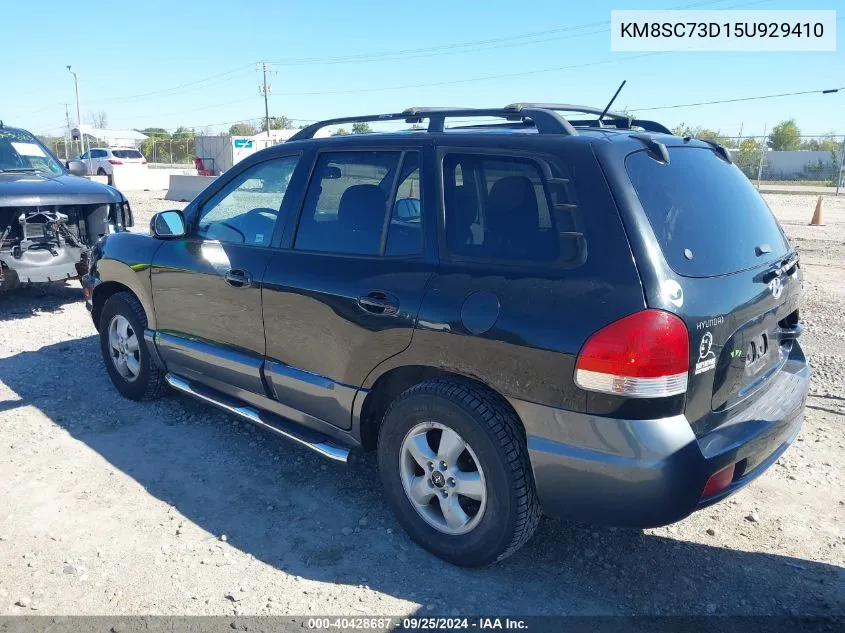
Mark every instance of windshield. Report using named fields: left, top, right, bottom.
left=626, top=147, right=790, bottom=277
left=0, top=129, right=64, bottom=174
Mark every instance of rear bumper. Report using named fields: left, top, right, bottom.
left=512, top=341, right=808, bottom=527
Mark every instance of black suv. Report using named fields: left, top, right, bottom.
left=0, top=124, right=133, bottom=292
left=84, top=105, right=808, bottom=567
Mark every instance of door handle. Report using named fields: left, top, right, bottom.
left=358, top=291, right=398, bottom=315
left=224, top=269, right=253, bottom=288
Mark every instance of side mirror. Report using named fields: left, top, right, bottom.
left=151, top=210, right=186, bottom=239
left=67, top=160, right=87, bottom=177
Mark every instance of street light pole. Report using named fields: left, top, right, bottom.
left=66, top=65, right=86, bottom=159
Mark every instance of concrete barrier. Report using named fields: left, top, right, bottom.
left=165, top=175, right=218, bottom=202
left=112, top=167, right=199, bottom=192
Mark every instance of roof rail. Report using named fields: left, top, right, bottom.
left=288, top=106, right=579, bottom=141
left=287, top=103, right=671, bottom=142
left=505, top=103, right=672, bottom=134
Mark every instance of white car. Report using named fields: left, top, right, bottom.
left=80, top=147, right=147, bottom=184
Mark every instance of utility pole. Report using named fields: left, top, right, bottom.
left=66, top=65, right=86, bottom=158
left=756, top=123, right=767, bottom=191
left=63, top=103, right=72, bottom=161
left=259, top=61, right=271, bottom=138
left=836, top=135, right=845, bottom=197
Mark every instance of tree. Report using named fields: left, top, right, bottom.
left=768, top=119, right=801, bottom=151
left=259, top=116, right=294, bottom=132
left=736, top=137, right=764, bottom=179
left=332, top=127, right=349, bottom=136
left=671, top=123, right=737, bottom=148
left=352, top=122, right=372, bottom=134
left=138, top=127, right=170, bottom=139
left=229, top=122, right=257, bottom=136
left=89, top=110, right=108, bottom=128
left=800, top=133, right=840, bottom=152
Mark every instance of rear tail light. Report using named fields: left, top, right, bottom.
left=702, top=464, right=736, bottom=497
left=575, top=309, right=689, bottom=398
left=108, top=159, right=123, bottom=165
left=141, top=159, right=147, bottom=164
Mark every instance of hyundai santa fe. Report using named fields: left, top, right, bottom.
left=83, top=104, right=808, bottom=567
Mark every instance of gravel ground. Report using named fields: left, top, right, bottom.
left=0, top=191, right=842, bottom=617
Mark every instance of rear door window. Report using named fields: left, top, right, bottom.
left=626, top=147, right=789, bottom=277
left=294, top=150, right=423, bottom=257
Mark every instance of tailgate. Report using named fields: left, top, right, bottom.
left=623, top=144, right=804, bottom=435
left=679, top=255, right=802, bottom=435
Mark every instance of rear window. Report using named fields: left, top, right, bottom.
left=626, top=147, right=789, bottom=277
left=112, top=150, right=144, bottom=159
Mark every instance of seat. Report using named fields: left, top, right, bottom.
left=337, top=184, right=387, bottom=255
left=485, top=176, right=558, bottom=261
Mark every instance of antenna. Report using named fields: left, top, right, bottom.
left=598, top=80, right=626, bottom=123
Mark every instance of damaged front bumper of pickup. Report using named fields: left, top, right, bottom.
left=0, top=201, right=133, bottom=292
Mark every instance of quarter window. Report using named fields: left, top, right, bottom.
left=443, top=153, right=582, bottom=266
left=195, top=155, right=299, bottom=247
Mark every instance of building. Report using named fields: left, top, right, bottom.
left=71, top=125, right=148, bottom=148
left=194, top=128, right=330, bottom=175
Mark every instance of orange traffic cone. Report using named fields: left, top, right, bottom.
left=809, top=196, right=825, bottom=226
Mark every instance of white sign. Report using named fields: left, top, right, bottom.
left=11, top=142, right=47, bottom=158
left=611, top=10, right=837, bottom=52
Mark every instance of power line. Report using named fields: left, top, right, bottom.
left=633, top=87, right=844, bottom=112
left=276, top=52, right=666, bottom=96
left=92, top=63, right=254, bottom=105
left=265, top=0, right=748, bottom=66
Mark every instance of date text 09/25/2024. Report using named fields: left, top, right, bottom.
left=307, top=617, right=528, bottom=630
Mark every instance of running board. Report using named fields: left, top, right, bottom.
left=165, top=373, right=350, bottom=463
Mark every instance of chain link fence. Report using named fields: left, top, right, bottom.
left=43, top=129, right=845, bottom=192
left=721, top=134, right=845, bottom=189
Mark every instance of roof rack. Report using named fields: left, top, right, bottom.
left=288, top=104, right=671, bottom=142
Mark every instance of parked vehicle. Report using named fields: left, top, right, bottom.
left=0, top=124, right=133, bottom=293
left=83, top=104, right=808, bottom=566
left=80, top=147, right=147, bottom=184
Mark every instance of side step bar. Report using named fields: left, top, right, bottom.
left=165, top=374, right=350, bottom=463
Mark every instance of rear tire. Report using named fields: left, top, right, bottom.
left=96, top=167, right=113, bottom=186
left=99, top=291, right=166, bottom=401
left=377, top=378, right=541, bottom=567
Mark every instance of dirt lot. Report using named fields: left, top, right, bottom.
left=0, top=192, right=842, bottom=617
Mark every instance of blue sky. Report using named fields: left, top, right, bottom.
left=3, top=0, right=842, bottom=138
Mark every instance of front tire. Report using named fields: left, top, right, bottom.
left=378, top=378, right=541, bottom=566
left=99, top=291, right=166, bottom=401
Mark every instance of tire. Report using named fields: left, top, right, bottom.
left=377, top=378, right=541, bottom=567
left=99, top=291, right=166, bottom=401
left=96, top=167, right=113, bottom=186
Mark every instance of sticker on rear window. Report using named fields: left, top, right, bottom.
left=695, top=331, right=717, bottom=375
left=11, top=142, right=46, bottom=157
